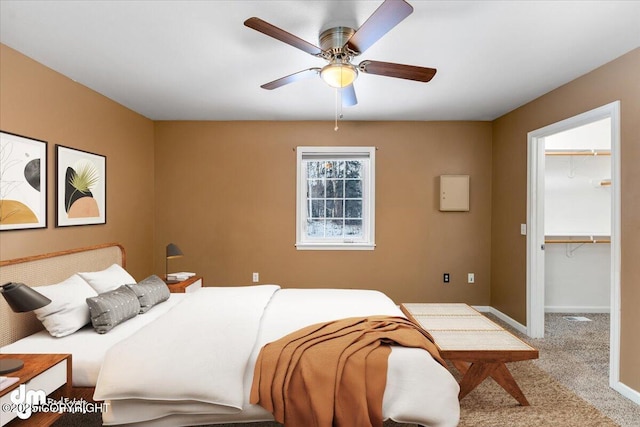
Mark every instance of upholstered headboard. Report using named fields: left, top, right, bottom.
left=0, top=243, right=125, bottom=347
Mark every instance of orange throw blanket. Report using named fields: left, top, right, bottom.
left=250, top=316, right=445, bottom=427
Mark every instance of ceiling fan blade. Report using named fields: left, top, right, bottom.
left=244, top=17, right=323, bottom=56
left=359, top=60, right=437, bottom=82
left=341, top=85, right=358, bottom=107
left=346, top=0, right=413, bottom=54
left=260, top=68, right=320, bottom=90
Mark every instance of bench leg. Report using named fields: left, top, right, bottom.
left=458, top=362, right=498, bottom=400
left=490, top=362, right=530, bottom=406
left=451, top=360, right=470, bottom=375
left=456, top=361, right=530, bottom=406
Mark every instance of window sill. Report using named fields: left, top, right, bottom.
left=295, top=242, right=375, bottom=251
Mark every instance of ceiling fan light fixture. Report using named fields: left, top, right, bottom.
left=320, top=62, right=358, bottom=88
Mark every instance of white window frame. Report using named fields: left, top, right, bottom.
left=296, top=146, right=375, bottom=250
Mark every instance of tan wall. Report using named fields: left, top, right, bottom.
left=0, top=44, right=155, bottom=280
left=491, top=48, right=640, bottom=391
left=154, top=121, right=492, bottom=305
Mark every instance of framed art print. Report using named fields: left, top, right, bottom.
left=0, top=131, right=48, bottom=231
left=56, top=145, right=106, bottom=227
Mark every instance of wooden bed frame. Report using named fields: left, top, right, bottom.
left=0, top=243, right=125, bottom=401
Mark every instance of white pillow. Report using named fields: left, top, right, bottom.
left=78, top=264, right=136, bottom=294
left=33, top=275, right=98, bottom=337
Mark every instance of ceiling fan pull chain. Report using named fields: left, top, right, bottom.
left=334, top=88, right=339, bottom=131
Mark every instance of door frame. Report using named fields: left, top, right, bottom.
left=526, top=101, right=621, bottom=387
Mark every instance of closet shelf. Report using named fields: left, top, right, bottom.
left=545, top=149, right=611, bottom=156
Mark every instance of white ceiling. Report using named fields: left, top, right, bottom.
left=1, top=1, right=639, bottom=122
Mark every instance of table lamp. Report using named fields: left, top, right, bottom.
left=165, top=243, right=184, bottom=283
left=0, top=282, right=52, bottom=374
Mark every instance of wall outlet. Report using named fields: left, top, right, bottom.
left=252, top=272, right=259, bottom=283
left=443, top=273, right=450, bottom=283
left=468, top=273, right=475, bottom=284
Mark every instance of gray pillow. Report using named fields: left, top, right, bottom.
left=86, top=286, right=140, bottom=334
left=126, top=275, right=170, bottom=314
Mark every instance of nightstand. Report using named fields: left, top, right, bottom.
left=0, top=353, right=71, bottom=426
left=165, top=276, right=203, bottom=293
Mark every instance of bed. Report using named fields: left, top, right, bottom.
left=1, top=243, right=460, bottom=426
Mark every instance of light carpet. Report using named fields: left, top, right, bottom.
left=455, top=360, right=617, bottom=427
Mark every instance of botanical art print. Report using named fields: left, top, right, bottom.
left=56, top=145, right=106, bottom=227
left=0, top=131, right=48, bottom=231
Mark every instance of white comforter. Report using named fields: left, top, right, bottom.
left=97, top=286, right=460, bottom=427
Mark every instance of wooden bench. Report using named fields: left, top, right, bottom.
left=400, top=303, right=538, bottom=406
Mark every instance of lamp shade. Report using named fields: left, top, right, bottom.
left=166, top=243, right=184, bottom=259
left=0, top=283, right=51, bottom=374
left=1, top=282, right=51, bottom=313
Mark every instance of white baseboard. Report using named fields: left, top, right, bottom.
left=612, top=380, right=640, bottom=405
left=545, top=306, right=610, bottom=313
left=472, top=305, right=527, bottom=335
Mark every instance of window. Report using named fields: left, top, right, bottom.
left=296, top=146, right=375, bottom=250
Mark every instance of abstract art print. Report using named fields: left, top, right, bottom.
left=0, top=131, right=48, bottom=231
left=56, top=145, right=106, bottom=227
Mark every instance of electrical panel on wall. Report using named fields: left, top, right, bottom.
left=439, top=175, right=470, bottom=212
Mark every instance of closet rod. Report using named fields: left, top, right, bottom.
left=545, top=239, right=611, bottom=244
left=545, top=150, right=611, bottom=156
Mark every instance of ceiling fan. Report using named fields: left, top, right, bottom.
left=244, top=0, right=437, bottom=107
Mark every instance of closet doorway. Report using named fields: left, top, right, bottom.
left=543, top=118, right=611, bottom=313
left=526, top=101, right=621, bottom=389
